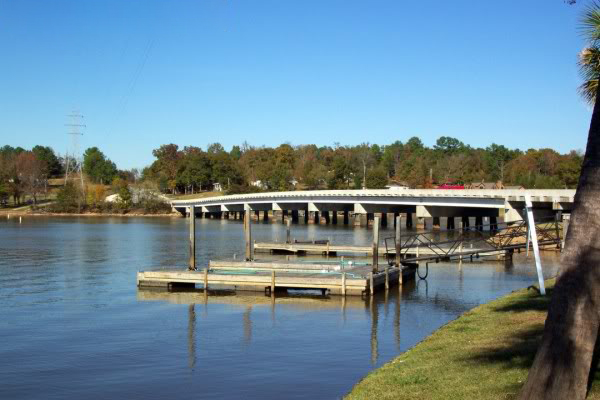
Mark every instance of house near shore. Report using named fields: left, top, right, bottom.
left=465, top=180, right=524, bottom=190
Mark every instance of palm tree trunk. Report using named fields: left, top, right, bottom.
left=518, top=86, right=600, bottom=399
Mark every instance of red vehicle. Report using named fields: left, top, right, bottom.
left=437, top=183, right=465, bottom=189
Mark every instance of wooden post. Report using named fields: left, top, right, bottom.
left=555, top=212, right=562, bottom=250
left=399, top=263, right=403, bottom=286
left=286, top=218, right=291, bottom=244
left=395, top=215, right=401, bottom=267
left=562, top=214, right=570, bottom=251
left=372, top=216, right=380, bottom=273
left=189, top=205, right=196, bottom=271
left=271, top=270, right=276, bottom=293
left=385, top=266, right=389, bottom=290
left=342, top=272, right=346, bottom=296
left=204, top=267, right=208, bottom=290
left=244, top=209, right=253, bottom=261
left=369, top=272, right=374, bottom=296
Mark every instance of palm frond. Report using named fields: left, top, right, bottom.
left=580, top=1, right=600, bottom=44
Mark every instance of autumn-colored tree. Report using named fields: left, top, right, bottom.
left=16, top=151, right=45, bottom=205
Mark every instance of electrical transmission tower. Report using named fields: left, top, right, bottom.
left=64, top=111, right=86, bottom=192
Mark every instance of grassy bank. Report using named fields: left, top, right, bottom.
left=347, top=281, right=600, bottom=400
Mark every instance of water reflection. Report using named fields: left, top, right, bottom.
left=188, top=304, right=196, bottom=370
left=139, top=287, right=412, bottom=370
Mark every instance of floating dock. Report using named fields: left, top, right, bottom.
left=137, top=261, right=417, bottom=296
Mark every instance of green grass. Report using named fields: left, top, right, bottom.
left=346, top=280, right=600, bottom=400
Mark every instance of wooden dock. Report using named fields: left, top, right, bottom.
left=137, top=262, right=417, bottom=296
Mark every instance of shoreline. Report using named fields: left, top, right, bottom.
left=345, top=279, right=600, bottom=399
left=0, top=211, right=181, bottom=218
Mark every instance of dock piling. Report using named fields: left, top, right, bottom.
left=342, top=272, right=347, bottom=296
left=189, top=205, right=196, bottom=271
left=372, top=216, right=380, bottom=273
left=204, top=267, right=208, bottom=290
left=385, top=266, right=389, bottom=290
left=395, top=215, right=401, bottom=267
left=244, top=209, right=254, bottom=261
left=286, top=218, right=291, bottom=244
left=271, top=270, right=276, bottom=293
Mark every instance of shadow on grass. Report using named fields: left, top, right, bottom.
left=465, top=284, right=600, bottom=397
left=467, top=324, right=544, bottom=369
left=492, top=286, right=554, bottom=313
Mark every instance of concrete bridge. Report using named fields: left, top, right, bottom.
left=171, top=189, right=575, bottom=228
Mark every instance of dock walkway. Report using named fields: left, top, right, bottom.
left=137, top=262, right=416, bottom=296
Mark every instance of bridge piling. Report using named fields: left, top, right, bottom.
left=406, top=213, right=413, bottom=228
left=447, top=217, right=455, bottom=230
left=343, top=211, right=349, bottom=225
left=381, top=213, right=388, bottom=227
left=332, top=211, right=338, bottom=225
left=462, top=216, right=470, bottom=230
left=432, top=217, right=440, bottom=230
left=475, top=216, right=483, bottom=231
left=281, top=210, right=288, bottom=223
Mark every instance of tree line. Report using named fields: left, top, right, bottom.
left=143, top=137, right=583, bottom=195
left=0, top=138, right=583, bottom=206
left=0, top=145, right=134, bottom=206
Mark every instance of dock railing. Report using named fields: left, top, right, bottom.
left=383, top=216, right=562, bottom=265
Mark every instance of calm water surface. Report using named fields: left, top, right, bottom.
left=0, top=217, right=560, bottom=399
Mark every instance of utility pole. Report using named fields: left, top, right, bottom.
left=64, top=111, right=86, bottom=194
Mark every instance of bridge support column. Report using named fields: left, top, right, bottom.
left=323, top=211, right=330, bottom=224
left=291, top=210, right=299, bottom=224
left=367, top=213, right=374, bottom=226
left=313, top=211, right=320, bottom=224
left=432, top=217, right=440, bottom=230
left=447, top=217, right=455, bottom=230
left=490, top=216, right=498, bottom=232
left=475, top=216, right=483, bottom=231
left=304, top=210, right=309, bottom=224
left=254, top=210, right=260, bottom=221
left=406, top=213, right=413, bottom=228
left=354, top=213, right=362, bottom=226
left=332, top=211, right=338, bottom=225
left=282, top=210, right=288, bottom=223
left=343, top=211, right=349, bottom=225
left=381, top=213, right=388, bottom=227
left=462, top=216, right=470, bottom=230
left=262, top=211, right=268, bottom=222
left=223, top=211, right=229, bottom=219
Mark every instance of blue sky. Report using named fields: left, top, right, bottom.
left=0, top=0, right=592, bottom=169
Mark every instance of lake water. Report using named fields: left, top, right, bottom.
left=0, top=216, right=560, bottom=399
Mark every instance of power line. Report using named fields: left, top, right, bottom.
left=64, top=111, right=86, bottom=192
